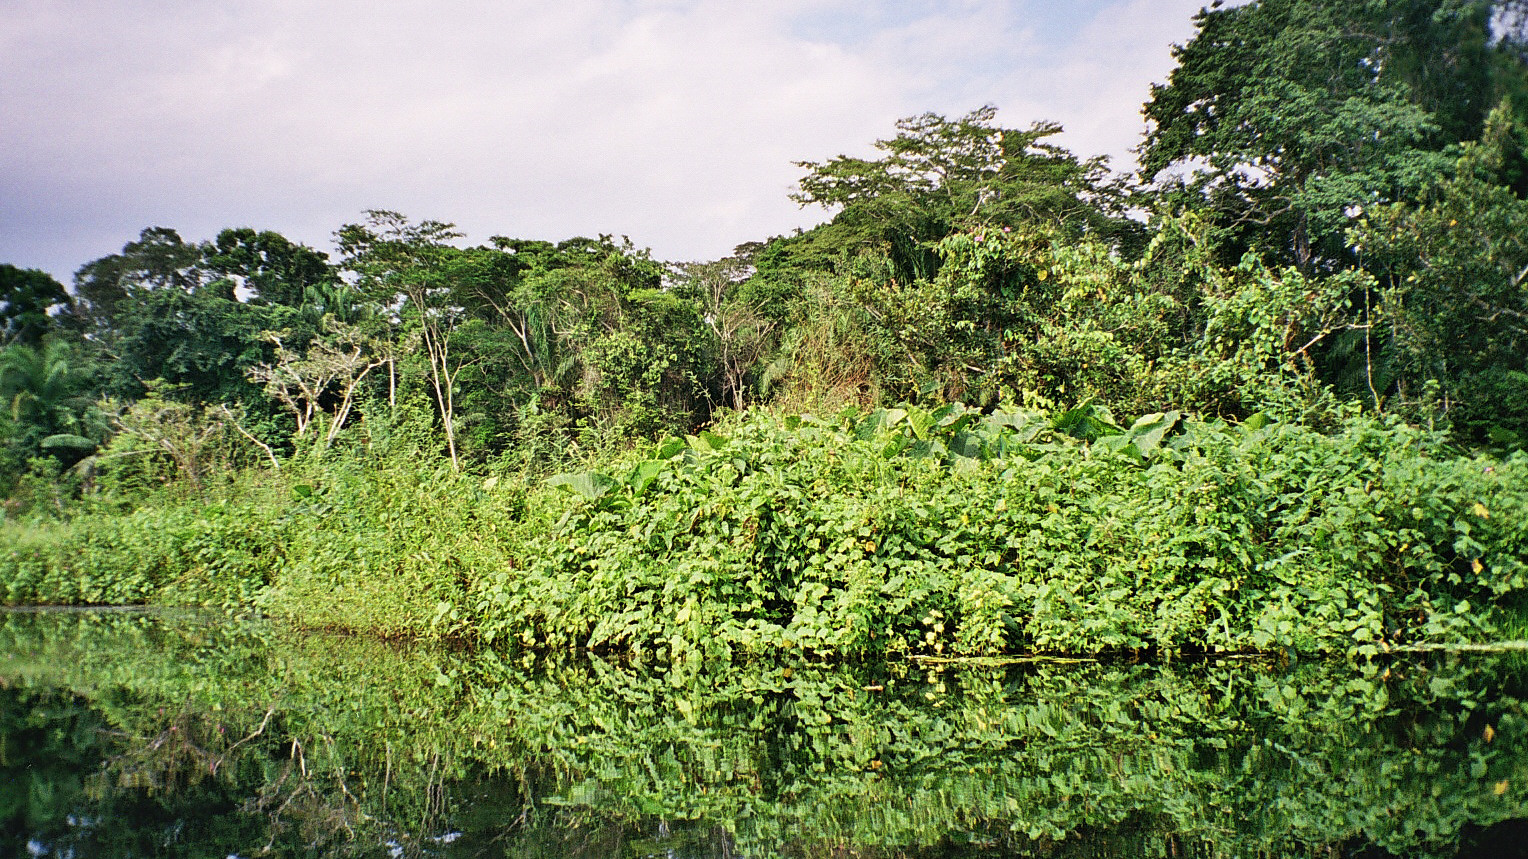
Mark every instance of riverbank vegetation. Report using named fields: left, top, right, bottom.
left=5, top=0, right=1528, bottom=656
left=3, top=404, right=1523, bottom=658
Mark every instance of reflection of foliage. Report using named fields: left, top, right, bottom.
left=1, top=610, right=1526, bottom=858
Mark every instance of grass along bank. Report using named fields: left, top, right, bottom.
left=3, top=405, right=1525, bottom=658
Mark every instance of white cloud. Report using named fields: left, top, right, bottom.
left=0, top=0, right=1208, bottom=281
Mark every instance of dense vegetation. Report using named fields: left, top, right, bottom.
left=5, top=0, right=1528, bottom=655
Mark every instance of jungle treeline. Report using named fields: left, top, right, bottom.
left=3, top=0, right=1528, bottom=657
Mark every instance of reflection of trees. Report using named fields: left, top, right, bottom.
left=98, top=698, right=382, bottom=852
left=1, top=610, right=1526, bottom=858
left=0, top=611, right=468, bottom=857
left=244, top=735, right=369, bottom=853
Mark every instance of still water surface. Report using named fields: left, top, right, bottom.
left=1, top=608, right=1525, bottom=858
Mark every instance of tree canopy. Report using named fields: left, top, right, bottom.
left=1140, top=0, right=1521, bottom=271
left=0, top=265, right=70, bottom=346
left=787, top=107, right=1140, bottom=285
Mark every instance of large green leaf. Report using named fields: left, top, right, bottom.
left=39, top=434, right=98, bottom=452
left=685, top=430, right=730, bottom=453
left=654, top=437, right=687, bottom=460
left=1124, top=411, right=1181, bottom=454
left=626, top=460, right=666, bottom=495
left=1052, top=403, right=1121, bottom=442
left=546, top=471, right=619, bottom=501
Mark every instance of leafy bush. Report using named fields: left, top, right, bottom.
left=0, top=444, right=530, bottom=638
left=258, top=450, right=527, bottom=638
left=4, top=403, right=1522, bottom=658
left=0, top=499, right=280, bottom=609
left=481, top=405, right=1528, bottom=658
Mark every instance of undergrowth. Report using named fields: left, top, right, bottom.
left=3, top=405, right=1524, bottom=658
left=478, top=404, right=1528, bottom=659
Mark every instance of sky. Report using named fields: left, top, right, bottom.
left=1, top=0, right=1209, bottom=285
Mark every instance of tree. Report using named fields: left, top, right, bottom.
left=452, top=238, right=568, bottom=395
left=104, top=286, right=294, bottom=408
left=0, top=337, right=104, bottom=475
left=1139, top=0, right=1513, bottom=271
left=465, top=234, right=714, bottom=442
left=0, top=265, right=70, bottom=346
left=675, top=255, right=775, bottom=410
left=202, top=228, right=335, bottom=308
left=250, top=318, right=389, bottom=449
left=337, top=211, right=476, bottom=468
left=1352, top=103, right=1528, bottom=439
left=767, top=110, right=1156, bottom=408
left=791, top=107, right=1137, bottom=284
left=72, top=227, right=203, bottom=334
left=503, top=237, right=712, bottom=439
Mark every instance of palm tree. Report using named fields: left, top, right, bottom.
left=0, top=336, right=102, bottom=463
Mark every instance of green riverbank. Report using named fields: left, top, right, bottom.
left=4, top=406, right=1524, bottom=659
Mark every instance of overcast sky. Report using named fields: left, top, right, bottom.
left=2, top=0, right=1209, bottom=284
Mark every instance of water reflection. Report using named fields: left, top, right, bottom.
left=0, top=608, right=1524, bottom=858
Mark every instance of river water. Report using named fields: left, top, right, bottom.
left=1, top=607, right=1525, bottom=858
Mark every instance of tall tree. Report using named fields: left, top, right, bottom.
left=105, top=287, right=293, bottom=407
left=791, top=107, right=1137, bottom=284
left=674, top=255, right=775, bottom=410
left=767, top=110, right=1153, bottom=408
left=464, top=234, right=714, bottom=440
left=72, top=227, right=203, bottom=334
left=337, top=211, right=475, bottom=468
left=202, top=228, right=335, bottom=308
left=70, top=227, right=313, bottom=415
left=0, top=265, right=70, bottom=346
left=1140, top=0, right=1513, bottom=271
left=1352, top=103, right=1528, bottom=439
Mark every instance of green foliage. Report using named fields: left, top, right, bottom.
left=0, top=336, right=107, bottom=494
left=0, top=420, right=529, bottom=638
left=0, top=501, right=279, bottom=609
left=106, top=287, right=296, bottom=408
left=258, top=448, right=526, bottom=638
left=71, top=226, right=204, bottom=333
left=10, top=398, right=1522, bottom=660
left=480, top=406, right=1528, bottom=659
left=767, top=221, right=1193, bottom=414
left=334, top=215, right=720, bottom=467
left=792, top=107, right=1137, bottom=277
left=1351, top=103, right=1528, bottom=440
left=0, top=264, right=71, bottom=346
left=755, top=270, right=885, bottom=413
left=202, top=226, right=335, bottom=308
left=92, top=389, right=248, bottom=498
left=1140, top=0, right=1498, bottom=270
left=1158, top=244, right=1361, bottom=422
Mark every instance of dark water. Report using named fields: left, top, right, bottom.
left=1, top=608, right=1525, bottom=858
